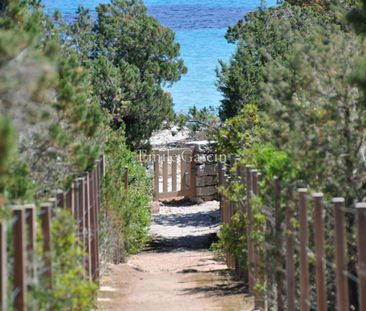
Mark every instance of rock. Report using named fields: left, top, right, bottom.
left=194, top=197, right=204, bottom=204
left=196, top=163, right=218, bottom=176
left=196, top=186, right=218, bottom=197
left=200, top=195, right=219, bottom=202
left=186, top=140, right=217, bottom=154
left=150, top=201, right=161, bottom=214
left=196, top=175, right=218, bottom=187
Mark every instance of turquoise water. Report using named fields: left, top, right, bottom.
left=43, top=0, right=274, bottom=111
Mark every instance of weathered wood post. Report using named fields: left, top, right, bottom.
left=40, top=203, right=53, bottom=289
left=163, top=151, right=168, bottom=193
left=332, top=197, right=349, bottom=311
left=25, top=205, right=37, bottom=284
left=55, top=190, right=65, bottom=209
left=222, top=169, right=229, bottom=225
left=72, top=181, right=78, bottom=220
left=251, top=170, right=259, bottom=296
left=298, top=188, right=310, bottom=311
left=313, top=193, right=327, bottom=311
left=100, top=154, right=106, bottom=177
left=91, top=167, right=99, bottom=281
left=94, top=167, right=100, bottom=280
left=172, top=153, right=178, bottom=193
left=245, top=165, right=254, bottom=293
left=189, top=148, right=197, bottom=201
left=65, top=185, right=73, bottom=213
left=218, top=162, right=225, bottom=222
left=84, top=173, right=92, bottom=279
left=285, top=187, right=295, bottom=311
left=274, top=177, right=284, bottom=311
left=240, top=163, right=249, bottom=284
left=356, top=202, right=366, bottom=311
left=95, top=160, right=101, bottom=213
left=0, top=220, right=6, bottom=311
left=252, top=170, right=265, bottom=310
left=89, top=170, right=97, bottom=281
left=77, top=178, right=86, bottom=253
left=13, top=207, right=26, bottom=311
left=154, top=151, right=160, bottom=201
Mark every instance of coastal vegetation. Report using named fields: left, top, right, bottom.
left=2, top=0, right=366, bottom=308
left=212, top=0, right=366, bottom=308
left=0, top=0, right=184, bottom=308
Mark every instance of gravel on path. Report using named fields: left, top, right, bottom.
left=97, top=200, right=253, bottom=311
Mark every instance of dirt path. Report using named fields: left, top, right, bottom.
left=97, top=200, right=253, bottom=311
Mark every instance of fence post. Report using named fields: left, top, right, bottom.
left=84, top=173, right=92, bottom=280
left=55, top=190, right=65, bottom=209
left=252, top=170, right=265, bottom=310
left=40, top=203, right=53, bottom=289
left=313, top=193, right=327, bottom=311
left=251, top=170, right=259, bottom=295
left=101, top=154, right=106, bottom=177
left=274, top=177, right=284, bottom=311
left=286, top=187, right=295, bottom=311
left=190, top=148, right=197, bottom=201
left=13, top=207, right=26, bottom=311
left=124, top=166, right=129, bottom=193
left=223, top=171, right=229, bottom=225
left=240, top=163, right=249, bottom=284
left=65, top=185, right=73, bottom=213
left=89, top=170, right=97, bottom=281
left=25, top=205, right=37, bottom=284
left=96, top=160, right=101, bottom=213
left=90, top=167, right=99, bottom=281
left=163, top=151, right=169, bottom=193
left=229, top=157, right=241, bottom=272
left=332, top=198, right=349, bottom=311
left=153, top=152, right=160, bottom=201
left=222, top=171, right=232, bottom=267
left=94, top=167, right=100, bottom=279
left=356, top=202, right=366, bottom=311
left=298, top=188, right=310, bottom=311
left=72, top=181, right=78, bottom=220
left=77, top=178, right=86, bottom=257
left=218, top=162, right=225, bottom=222
left=0, top=221, right=6, bottom=311
left=246, top=165, right=254, bottom=293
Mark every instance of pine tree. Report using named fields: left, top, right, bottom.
left=65, top=0, right=187, bottom=149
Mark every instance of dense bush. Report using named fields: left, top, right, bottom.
left=214, top=0, right=364, bottom=308
left=29, top=209, right=97, bottom=310
left=101, top=128, right=152, bottom=262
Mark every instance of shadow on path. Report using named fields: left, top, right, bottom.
left=147, top=232, right=219, bottom=252
left=152, top=210, right=220, bottom=228
left=149, top=199, right=220, bottom=252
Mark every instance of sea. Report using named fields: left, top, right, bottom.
left=43, top=0, right=275, bottom=112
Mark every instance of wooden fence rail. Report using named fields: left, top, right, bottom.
left=219, top=162, right=366, bottom=311
left=0, top=155, right=105, bottom=311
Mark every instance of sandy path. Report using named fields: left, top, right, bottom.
left=97, top=200, right=253, bottom=311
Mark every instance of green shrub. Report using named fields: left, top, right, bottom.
left=102, top=129, right=152, bottom=260
left=211, top=209, right=247, bottom=269
left=29, top=209, right=97, bottom=310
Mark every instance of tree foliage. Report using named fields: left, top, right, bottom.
left=0, top=0, right=104, bottom=195
left=64, top=0, right=187, bottom=149
left=217, top=4, right=334, bottom=120
left=215, top=0, right=365, bottom=308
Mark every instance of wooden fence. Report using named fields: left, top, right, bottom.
left=153, top=148, right=196, bottom=201
left=0, top=156, right=105, bottom=311
left=219, top=160, right=366, bottom=311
